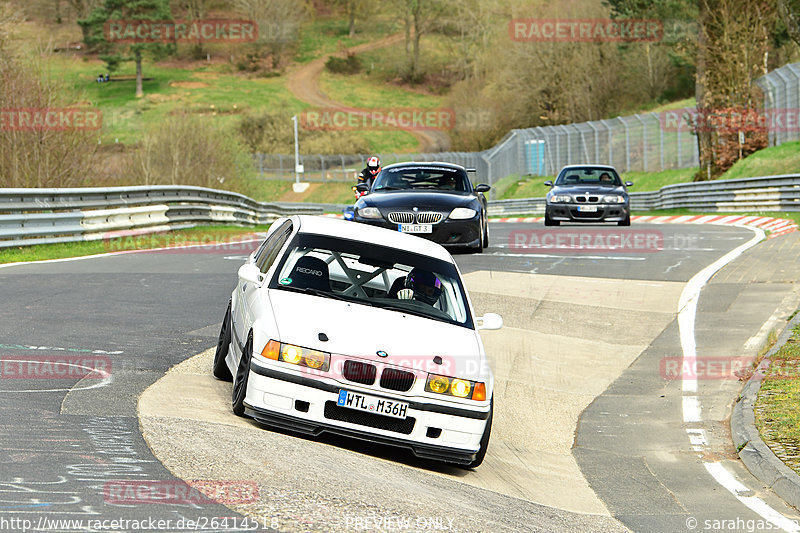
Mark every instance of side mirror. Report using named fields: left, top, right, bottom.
left=474, top=184, right=491, bottom=193
left=544, top=180, right=553, bottom=186
left=476, top=313, right=503, bottom=331
left=238, top=263, right=264, bottom=287
left=356, top=183, right=369, bottom=192
left=625, top=181, right=634, bottom=187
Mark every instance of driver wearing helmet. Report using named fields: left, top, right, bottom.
left=357, top=156, right=382, bottom=189
left=397, top=268, right=442, bottom=305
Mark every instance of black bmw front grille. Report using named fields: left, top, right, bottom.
left=379, top=368, right=415, bottom=392
left=343, top=360, right=377, bottom=385
left=324, top=401, right=416, bottom=434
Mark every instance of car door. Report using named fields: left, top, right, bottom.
left=232, top=221, right=293, bottom=357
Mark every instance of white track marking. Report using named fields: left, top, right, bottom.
left=0, top=360, right=112, bottom=393
left=677, top=225, right=800, bottom=531
left=705, top=463, right=800, bottom=532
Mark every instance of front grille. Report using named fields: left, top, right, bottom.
left=388, top=212, right=415, bottom=224
left=324, top=401, right=416, bottom=434
left=380, top=368, right=416, bottom=392
left=342, top=360, right=376, bottom=385
left=416, top=212, right=443, bottom=224
left=575, top=196, right=600, bottom=203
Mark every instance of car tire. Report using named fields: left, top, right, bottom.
left=464, top=397, right=493, bottom=469
left=212, top=302, right=233, bottom=381
left=544, top=212, right=560, bottom=226
left=469, top=220, right=485, bottom=254
left=231, top=332, right=253, bottom=417
left=618, top=214, right=631, bottom=226
left=482, top=216, right=489, bottom=249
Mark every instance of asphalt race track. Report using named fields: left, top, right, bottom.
left=2, top=221, right=800, bottom=533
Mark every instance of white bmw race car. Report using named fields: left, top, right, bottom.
left=213, top=215, right=502, bottom=467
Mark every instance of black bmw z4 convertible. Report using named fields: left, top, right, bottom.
left=351, top=162, right=491, bottom=253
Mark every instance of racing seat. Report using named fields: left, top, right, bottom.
left=290, top=256, right=331, bottom=292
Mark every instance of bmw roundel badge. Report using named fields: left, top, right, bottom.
left=377, top=350, right=388, bottom=358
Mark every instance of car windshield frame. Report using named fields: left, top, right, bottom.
left=267, top=232, right=474, bottom=329
left=555, top=167, right=622, bottom=187
left=371, top=166, right=471, bottom=193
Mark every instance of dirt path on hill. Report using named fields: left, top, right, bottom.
left=285, top=34, right=450, bottom=153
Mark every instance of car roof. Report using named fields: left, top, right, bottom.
left=290, top=215, right=455, bottom=263
left=559, top=164, right=619, bottom=172
left=381, top=161, right=468, bottom=172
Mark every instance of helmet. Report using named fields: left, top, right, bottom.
left=405, top=268, right=442, bottom=305
left=367, top=156, right=381, bottom=175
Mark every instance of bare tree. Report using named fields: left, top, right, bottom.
left=389, top=0, right=448, bottom=82
left=232, top=0, right=310, bottom=69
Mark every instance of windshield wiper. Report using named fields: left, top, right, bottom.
left=374, top=186, right=404, bottom=191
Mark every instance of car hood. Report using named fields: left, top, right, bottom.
left=267, top=290, right=483, bottom=374
left=550, top=184, right=627, bottom=195
left=358, top=190, right=476, bottom=210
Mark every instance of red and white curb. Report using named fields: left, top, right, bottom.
left=326, top=213, right=797, bottom=238
left=490, top=215, right=798, bottom=239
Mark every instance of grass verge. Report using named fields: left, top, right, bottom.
left=755, top=319, right=800, bottom=475
left=0, top=225, right=271, bottom=265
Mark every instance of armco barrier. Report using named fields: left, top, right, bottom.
left=0, top=185, right=322, bottom=249
left=2, top=175, right=799, bottom=248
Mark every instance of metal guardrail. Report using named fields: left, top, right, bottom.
left=2, top=174, right=799, bottom=248
left=0, top=185, right=323, bottom=249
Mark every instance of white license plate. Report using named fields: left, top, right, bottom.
left=399, top=224, right=432, bottom=234
left=577, top=205, right=598, bottom=212
left=337, top=390, right=409, bottom=419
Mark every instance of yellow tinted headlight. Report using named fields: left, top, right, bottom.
left=281, top=344, right=302, bottom=365
left=304, top=350, right=326, bottom=369
left=451, top=379, right=472, bottom=398
left=427, top=375, right=450, bottom=394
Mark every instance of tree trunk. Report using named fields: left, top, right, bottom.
left=348, top=2, right=356, bottom=38
left=135, top=49, right=144, bottom=98
left=411, top=2, right=421, bottom=82
left=695, top=1, right=713, bottom=181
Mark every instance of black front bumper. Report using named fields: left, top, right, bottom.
left=353, top=217, right=481, bottom=248
left=546, top=203, right=629, bottom=222
left=244, top=404, right=478, bottom=465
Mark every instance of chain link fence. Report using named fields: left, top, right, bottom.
left=253, top=64, right=798, bottom=189
left=755, top=62, right=800, bottom=148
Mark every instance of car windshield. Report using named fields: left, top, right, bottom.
left=555, top=168, right=622, bottom=186
left=372, top=166, right=469, bottom=192
left=268, top=233, right=473, bottom=328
